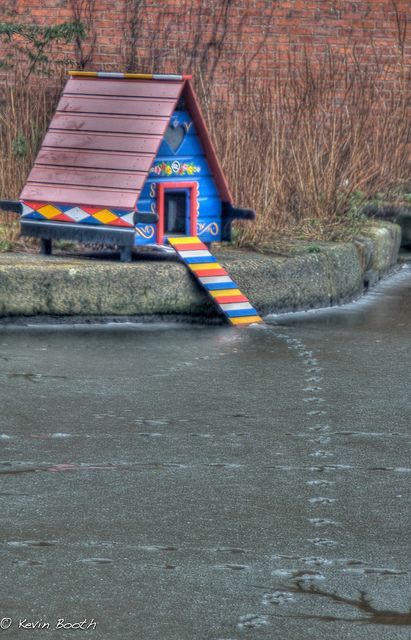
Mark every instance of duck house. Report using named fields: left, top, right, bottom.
left=1, top=71, right=262, bottom=326
left=17, top=71, right=255, bottom=260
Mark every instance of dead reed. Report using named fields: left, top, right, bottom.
left=119, top=0, right=409, bottom=245
left=199, top=47, right=410, bottom=246
left=0, top=0, right=409, bottom=249
left=0, top=70, right=64, bottom=245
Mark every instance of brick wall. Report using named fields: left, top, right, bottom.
left=0, top=0, right=409, bottom=81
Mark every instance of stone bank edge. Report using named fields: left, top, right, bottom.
left=0, top=222, right=402, bottom=320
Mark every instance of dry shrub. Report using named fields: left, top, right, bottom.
left=120, top=0, right=409, bottom=246
left=119, top=0, right=410, bottom=245
left=0, top=1, right=409, bottom=249
left=200, top=47, right=410, bottom=246
left=121, top=0, right=274, bottom=81
left=0, top=70, right=64, bottom=243
left=0, top=71, right=63, bottom=248
left=0, top=18, right=85, bottom=247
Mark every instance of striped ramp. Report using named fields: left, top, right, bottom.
left=168, top=236, right=264, bottom=326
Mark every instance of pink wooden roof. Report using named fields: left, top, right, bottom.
left=20, top=74, right=232, bottom=210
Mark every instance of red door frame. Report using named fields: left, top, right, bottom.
left=156, top=182, right=198, bottom=245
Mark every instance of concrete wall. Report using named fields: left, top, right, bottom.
left=0, top=223, right=401, bottom=321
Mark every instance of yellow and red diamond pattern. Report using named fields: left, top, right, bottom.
left=21, top=201, right=135, bottom=227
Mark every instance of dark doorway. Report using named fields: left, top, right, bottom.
left=164, top=191, right=186, bottom=235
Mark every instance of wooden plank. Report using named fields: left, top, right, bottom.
left=20, top=183, right=138, bottom=210
left=42, top=132, right=160, bottom=154
left=65, top=76, right=183, bottom=99
left=189, top=262, right=223, bottom=272
left=198, top=276, right=233, bottom=285
left=209, top=288, right=242, bottom=298
left=27, top=166, right=146, bottom=190
left=179, top=250, right=213, bottom=258
left=212, top=294, right=249, bottom=303
left=168, top=237, right=203, bottom=246
left=50, top=113, right=168, bottom=135
left=57, top=95, right=176, bottom=117
left=220, top=303, right=254, bottom=311
left=191, top=268, right=228, bottom=277
left=36, top=148, right=153, bottom=172
left=171, top=242, right=208, bottom=251
left=230, top=316, right=263, bottom=325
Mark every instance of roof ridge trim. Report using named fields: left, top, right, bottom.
left=69, top=71, right=192, bottom=81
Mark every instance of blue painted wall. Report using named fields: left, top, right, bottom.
left=135, top=109, right=222, bottom=244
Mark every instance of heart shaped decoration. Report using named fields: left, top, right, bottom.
left=164, top=123, right=186, bottom=152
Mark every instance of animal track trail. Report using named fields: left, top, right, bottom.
left=236, top=327, right=408, bottom=635
left=275, top=331, right=339, bottom=549
left=234, top=329, right=342, bottom=634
